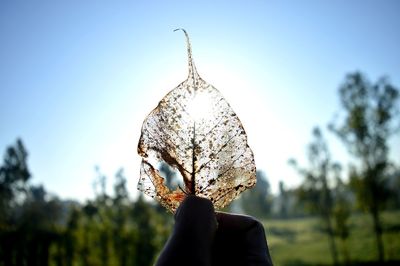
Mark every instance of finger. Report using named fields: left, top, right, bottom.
left=212, top=212, right=273, bottom=266
left=156, top=196, right=217, bottom=266
left=215, top=212, right=259, bottom=231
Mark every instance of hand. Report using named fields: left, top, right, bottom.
left=213, top=212, right=273, bottom=266
left=156, top=196, right=273, bottom=266
left=156, top=195, right=217, bottom=266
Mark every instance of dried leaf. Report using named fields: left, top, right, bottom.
left=137, top=29, right=256, bottom=212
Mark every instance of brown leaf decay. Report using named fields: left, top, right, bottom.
left=137, top=29, right=256, bottom=212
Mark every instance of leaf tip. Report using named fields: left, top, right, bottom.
left=173, top=28, right=199, bottom=79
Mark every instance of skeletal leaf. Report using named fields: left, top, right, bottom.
left=137, top=29, right=256, bottom=212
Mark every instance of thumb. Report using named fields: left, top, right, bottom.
left=156, top=195, right=217, bottom=266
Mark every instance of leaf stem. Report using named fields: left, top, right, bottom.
left=174, top=28, right=198, bottom=79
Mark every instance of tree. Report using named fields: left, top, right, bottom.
left=0, top=139, right=32, bottom=265
left=18, top=185, right=63, bottom=266
left=330, top=72, right=399, bottom=261
left=0, top=140, right=67, bottom=266
left=278, top=181, right=289, bottom=219
left=159, top=163, right=178, bottom=190
left=81, top=201, right=98, bottom=266
left=0, top=139, right=31, bottom=225
left=289, top=127, right=339, bottom=265
left=332, top=164, right=351, bottom=265
left=132, top=195, right=159, bottom=266
left=240, top=170, right=272, bottom=218
left=112, top=169, right=131, bottom=266
left=64, top=206, right=81, bottom=266
left=386, top=167, right=400, bottom=209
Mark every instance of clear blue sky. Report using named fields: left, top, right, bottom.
left=1, top=0, right=399, bottom=201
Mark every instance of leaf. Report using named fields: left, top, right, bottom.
left=137, top=29, right=256, bottom=212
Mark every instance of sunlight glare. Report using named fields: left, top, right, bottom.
left=187, top=92, right=214, bottom=121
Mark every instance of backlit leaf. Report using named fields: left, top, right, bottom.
left=137, top=29, right=256, bottom=212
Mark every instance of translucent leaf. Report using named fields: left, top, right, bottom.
left=137, top=29, right=256, bottom=212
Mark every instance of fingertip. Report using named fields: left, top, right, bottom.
left=215, top=212, right=262, bottom=231
left=175, top=195, right=216, bottom=223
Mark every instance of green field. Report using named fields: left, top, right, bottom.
left=264, top=211, right=400, bottom=266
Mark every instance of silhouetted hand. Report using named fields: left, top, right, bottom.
left=156, top=195, right=273, bottom=266
left=212, top=212, right=273, bottom=266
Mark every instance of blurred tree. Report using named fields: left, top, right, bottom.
left=81, top=201, right=98, bottom=266
left=114, top=169, right=129, bottom=204
left=93, top=167, right=112, bottom=266
left=0, top=139, right=31, bottom=226
left=93, top=166, right=109, bottom=205
left=0, top=139, right=173, bottom=266
left=289, top=127, right=339, bottom=266
left=64, top=206, right=81, bottom=266
left=272, top=186, right=307, bottom=218
left=330, top=72, right=400, bottom=261
left=332, top=164, right=351, bottom=265
left=98, top=215, right=111, bottom=266
left=0, top=139, right=55, bottom=266
left=132, top=195, right=159, bottom=266
left=159, top=163, right=177, bottom=190
left=112, top=168, right=131, bottom=266
left=240, top=171, right=273, bottom=218
left=16, top=185, right=63, bottom=266
left=391, top=169, right=400, bottom=208
left=278, top=181, right=289, bottom=219
left=384, top=164, right=400, bottom=210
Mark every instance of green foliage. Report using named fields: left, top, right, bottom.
left=0, top=139, right=30, bottom=225
left=290, top=127, right=339, bottom=265
left=267, top=211, right=400, bottom=266
left=1, top=72, right=400, bottom=266
left=278, top=181, right=289, bottom=219
left=330, top=72, right=400, bottom=261
left=0, top=142, right=171, bottom=266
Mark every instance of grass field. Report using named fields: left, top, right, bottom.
left=264, top=211, right=400, bottom=266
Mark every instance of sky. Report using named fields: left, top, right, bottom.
left=1, top=0, right=399, bottom=202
